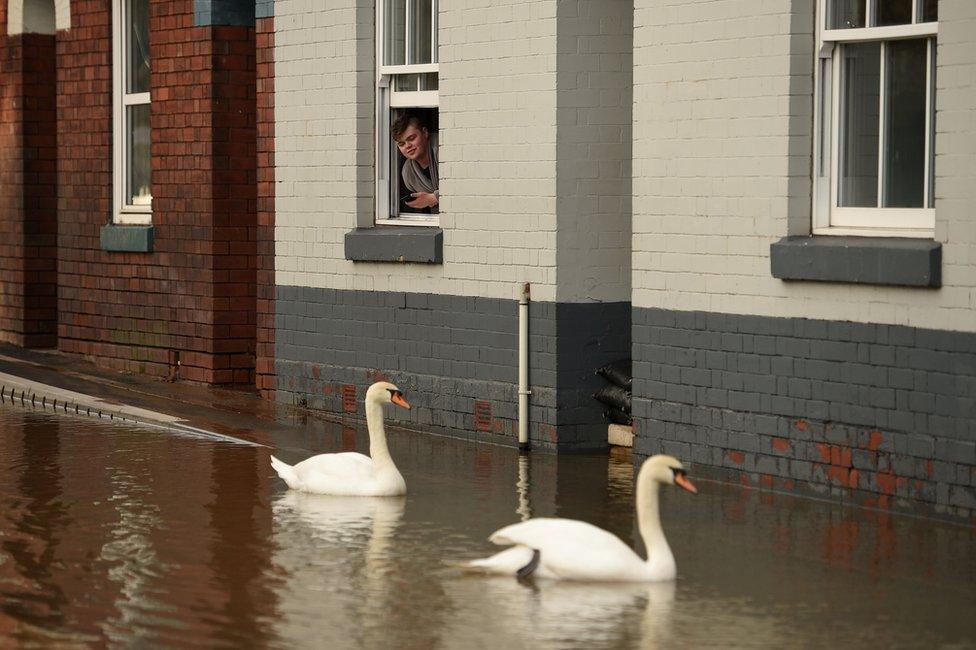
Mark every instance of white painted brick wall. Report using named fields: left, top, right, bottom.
left=275, top=0, right=561, bottom=302
left=275, top=0, right=634, bottom=305
left=633, top=0, right=976, bottom=333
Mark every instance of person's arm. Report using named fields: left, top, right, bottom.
left=405, top=192, right=438, bottom=209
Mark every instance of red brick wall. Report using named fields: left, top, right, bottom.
left=255, top=16, right=274, bottom=398
left=57, top=0, right=256, bottom=384
left=0, top=29, right=58, bottom=348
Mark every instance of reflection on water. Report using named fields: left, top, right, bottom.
left=0, top=406, right=975, bottom=648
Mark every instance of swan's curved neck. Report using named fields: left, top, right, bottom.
left=365, top=399, right=395, bottom=468
left=635, top=465, right=674, bottom=572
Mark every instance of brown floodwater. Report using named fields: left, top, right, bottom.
left=1, top=405, right=974, bottom=649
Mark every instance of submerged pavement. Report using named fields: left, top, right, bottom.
left=0, top=344, right=314, bottom=448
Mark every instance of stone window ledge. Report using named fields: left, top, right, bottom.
left=770, top=236, right=941, bottom=288
left=344, top=227, right=443, bottom=264
left=100, top=224, right=154, bottom=253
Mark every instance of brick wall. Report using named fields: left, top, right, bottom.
left=631, top=0, right=976, bottom=518
left=0, top=31, right=57, bottom=348
left=632, top=0, right=975, bottom=332
left=634, top=309, right=976, bottom=521
left=256, top=13, right=275, bottom=398
left=275, top=287, right=629, bottom=450
left=273, top=0, right=559, bottom=302
left=271, top=0, right=633, bottom=446
left=57, top=0, right=256, bottom=384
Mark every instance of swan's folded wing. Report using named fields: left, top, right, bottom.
left=294, top=452, right=375, bottom=489
left=488, top=518, right=642, bottom=580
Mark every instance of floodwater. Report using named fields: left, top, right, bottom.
left=1, top=406, right=974, bottom=649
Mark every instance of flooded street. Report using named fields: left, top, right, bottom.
left=1, top=405, right=974, bottom=649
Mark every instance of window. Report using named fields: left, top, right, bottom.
left=113, top=0, right=151, bottom=224
left=376, top=0, right=439, bottom=225
left=814, top=0, right=937, bottom=236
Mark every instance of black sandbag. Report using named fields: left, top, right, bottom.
left=604, top=407, right=632, bottom=426
left=593, top=385, right=631, bottom=413
left=596, top=359, right=632, bottom=389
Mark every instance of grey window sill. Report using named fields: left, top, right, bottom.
left=345, top=226, right=443, bottom=264
left=100, top=224, right=154, bottom=253
left=770, top=236, right=941, bottom=287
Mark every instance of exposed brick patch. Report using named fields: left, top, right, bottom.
left=341, top=384, right=357, bottom=413
left=474, top=400, right=492, bottom=432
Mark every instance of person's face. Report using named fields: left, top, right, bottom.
left=394, top=123, right=429, bottom=161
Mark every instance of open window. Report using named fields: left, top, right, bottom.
left=376, top=0, right=439, bottom=226
left=112, top=0, right=152, bottom=224
left=813, top=0, right=937, bottom=237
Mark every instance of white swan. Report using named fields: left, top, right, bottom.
left=269, top=382, right=411, bottom=496
left=464, top=454, right=697, bottom=581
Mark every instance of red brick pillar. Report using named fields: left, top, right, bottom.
left=152, top=17, right=257, bottom=384
left=0, top=25, right=58, bottom=348
left=209, top=24, right=257, bottom=384
left=255, top=15, right=275, bottom=398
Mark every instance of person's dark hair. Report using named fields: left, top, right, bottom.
left=391, top=112, right=425, bottom=141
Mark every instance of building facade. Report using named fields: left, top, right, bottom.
left=632, top=0, right=975, bottom=520
left=0, top=0, right=973, bottom=519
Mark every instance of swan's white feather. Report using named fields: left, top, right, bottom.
left=487, top=518, right=649, bottom=581
left=269, top=382, right=407, bottom=496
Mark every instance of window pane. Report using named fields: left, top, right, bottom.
left=883, top=39, right=927, bottom=208
left=828, top=0, right=865, bottom=29
left=126, top=0, right=150, bottom=94
left=408, top=0, right=432, bottom=64
left=394, top=73, right=438, bottom=92
left=127, top=104, right=151, bottom=206
left=384, top=0, right=406, bottom=66
left=921, top=0, right=937, bottom=22
left=838, top=42, right=880, bottom=208
left=875, top=0, right=912, bottom=26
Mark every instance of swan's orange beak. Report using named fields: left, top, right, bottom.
left=391, top=393, right=411, bottom=410
left=674, top=474, right=697, bottom=494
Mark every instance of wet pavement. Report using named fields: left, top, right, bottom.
left=0, top=347, right=974, bottom=648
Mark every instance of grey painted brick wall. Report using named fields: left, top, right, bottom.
left=194, top=0, right=255, bottom=27
left=256, top=0, right=273, bottom=19
left=275, top=286, right=629, bottom=450
left=634, top=307, right=976, bottom=521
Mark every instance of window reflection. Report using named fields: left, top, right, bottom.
left=828, top=0, right=865, bottom=29
left=874, top=0, right=912, bottom=27
left=838, top=42, right=880, bottom=208
left=127, top=0, right=150, bottom=94
left=883, top=39, right=927, bottom=207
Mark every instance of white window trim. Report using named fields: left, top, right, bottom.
left=813, top=0, right=936, bottom=238
left=112, top=0, right=152, bottom=225
left=375, top=0, right=439, bottom=227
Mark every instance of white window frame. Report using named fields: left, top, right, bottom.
left=112, top=0, right=152, bottom=225
left=813, top=0, right=937, bottom=237
left=375, top=0, right=439, bottom=227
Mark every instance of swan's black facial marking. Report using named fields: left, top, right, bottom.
left=517, top=549, right=541, bottom=581
left=670, top=467, right=686, bottom=478
left=387, top=388, right=403, bottom=400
